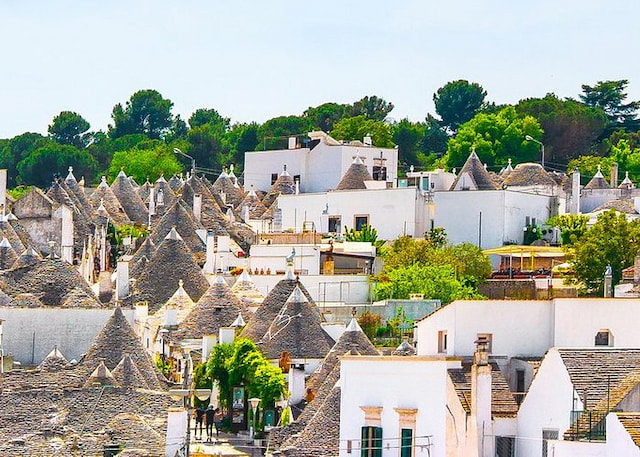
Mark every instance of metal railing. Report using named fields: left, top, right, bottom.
left=569, top=410, right=607, bottom=441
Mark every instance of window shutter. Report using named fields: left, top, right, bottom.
left=361, top=426, right=369, bottom=457
left=401, top=428, right=413, bottom=457
left=373, top=426, right=383, bottom=457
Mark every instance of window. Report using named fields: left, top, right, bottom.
left=354, top=215, right=369, bottom=231
left=271, top=173, right=278, bottom=185
left=293, top=175, right=301, bottom=186
left=496, top=436, right=515, bottom=457
left=361, top=426, right=382, bottom=457
left=476, top=333, right=493, bottom=353
left=328, top=216, right=342, bottom=233
left=515, top=369, right=525, bottom=405
left=595, top=330, right=613, bottom=347
left=542, top=429, right=558, bottom=457
left=400, top=428, right=413, bottom=457
left=373, top=166, right=387, bottom=181
left=438, top=330, right=447, bottom=353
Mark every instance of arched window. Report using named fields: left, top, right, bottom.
left=595, top=329, right=613, bottom=347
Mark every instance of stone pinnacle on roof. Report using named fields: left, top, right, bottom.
left=335, top=156, right=373, bottom=191
left=151, top=201, right=204, bottom=252
left=262, top=165, right=296, bottom=208
left=39, top=345, right=69, bottom=372
left=231, top=312, right=246, bottom=327
left=12, top=246, right=41, bottom=269
left=65, top=166, right=76, bottom=183
left=620, top=171, right=635, bottom=189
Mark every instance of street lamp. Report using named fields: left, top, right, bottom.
left=173, top=148, right=196, bottom=177
left=169, top=387, right=212, bottom=455
left=525, top=135, right=545, bottom=169
left=249, top=397, right=261, bottom=440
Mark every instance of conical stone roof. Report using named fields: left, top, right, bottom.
left=212, top=171, right=245, bottom=209
left=61, top=286, right=101, bottom=308
left=168, top=174, right=183, bottom=191
left=130, top=237, right=156, bottom=279
left=111, top=170, right=149, bottom=224
left=262, top=166, right=295, bottom=209
left=179, top=180, right=230, bottom=237
left=83, top=307, right=161, bottom=389
left=335, top=157, right=372, bottom=191
left=89, top=177, right=131, bottom=226
left=12, top=247, right=41, bottom=269
left=239, top=187, right=267, bottom=219
left=503, top=163, right=557, bottom=187
left=0, top=238, right=18, bottom=270
left=450, top=150, right=498, bottom=191
left=585, top=166, right=611, bottom=190
left=150, top=201, right=205, bottom=253
left=240, top=271, right=314, bottom=342
left=112, top=354, right=150, bottom=390
left=258, top=286, right=334, bottom=359
left=172, top=276, right=241, bottom=341
left=153, top=175, right=178, bottom=213
left=137, top=180, right=152, bottom=202
left=39, top=346, right=69, bottom=372
left=133, top=230, right=209, bottom=312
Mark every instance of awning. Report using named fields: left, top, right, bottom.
left=483, top=245, right=565, bottom=258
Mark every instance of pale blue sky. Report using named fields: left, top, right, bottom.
left=1, top=0, right=639, bottom=138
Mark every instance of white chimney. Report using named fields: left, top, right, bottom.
left=163, top=304, right=178, bottom=328
left=288, top=137, right=297, bottom=149
left=193, top=193, right=202, bottom=223
left=203, top=231, right=216, bottom=274
left=295, top=180, right=300, bottom=195
left=363, top=134, right=372, bottom=146
left=471, top=337, right=493, bottom=457
left=219, top=327, right=235, bottom=345
left=288, top=365, right=306, bottom=404
left=165, top=408, right=188, bottom=457
left=134, top=302, right=148, bottom=338
left=219, top=191, right=226, bottom=204
left=242, top=205, right=250, bottom=222
left=217, top=235, right=230, bottom=253
left=202, top=334, right=218, bottom=360
left=571, top=170, right=581, bottom=214
left=149, top=188, right=156, bottom=216
left=116, top=256, right=132, bottom=300
left=60, top=205, right=74, bottom=264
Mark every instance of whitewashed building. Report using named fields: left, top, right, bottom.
left=243, top=131, right=398, bottom=193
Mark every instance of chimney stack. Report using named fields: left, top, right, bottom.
left=611, top=163, right=619, bottom=188
left=163, top=304, right=178, bottom=328
left=116, top=257, right=131, bottom=300
left=193, top=193, right=202, bottom=223
left=472, top=336, right=493, bottom=457
left=363, top=134, right=372, bottom=146
left=203, top=231, right=215, bottom=274
left=288, top=137, right=297, bottom=149
left=148, top=188, right=156, bottom=217
left=570, top=170, right=581, bottom=214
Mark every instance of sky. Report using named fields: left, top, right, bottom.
left=1, top=0, right=639, bottom=138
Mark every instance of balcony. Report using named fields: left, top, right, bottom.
left=565, top=410, right=607, bottom=441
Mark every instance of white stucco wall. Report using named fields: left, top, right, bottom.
left=549, top=440, right=606, bottom=457
left=606, top=413, right=640, bottom=457
left=248, top=244, right=321, bottom=275
left=339, top=356, right=449, bottom=457
left=415, top=300, right=553, bottom=358
left=250, top=274, right=370, bottom=306
left=278, top=187, right=425, bottom=239
left=243, top=142, right=398, bottom=193
left=517, top=348, right=581, bottom=457
left=433, top=190, right=553, bottom=250
left=0, top=307, right=135, bottom=365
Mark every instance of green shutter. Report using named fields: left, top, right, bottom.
left=361, top=426, right=370, bottom=457
left=401, top=428, right=413, bottom=457
left=373, top=426, right=383, bottom=457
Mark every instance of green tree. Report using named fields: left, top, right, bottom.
left=445, top=106, right=543, bottom=169
left=107, top=141, right=182, bottom=183
left=567, top=155, right=615, bottom=185
left=572, top=210, right=640, bottom=291
left=516, top=94, right=608, bottom=164
left=331, top=115, right=394, bottom=148
left=304, top=102, right=348, bottom=132
left=48, top=111, right=91, bottom=148
left=580, top=79, right=640, bottom=132
left=349, top=95, right=394, bottom=121
left=256, top=115, right=312, bottom=150
left=17, top=143, right=97, bottom=187
left=434, top=80, right=487, bottom=134
left=420, top=114, right=449, bottom=158
left=108, top=89, right=175, bottom=139
left=392, top=119, right=425, bottom=167
left=374, top=263, right=481, bottom=303
left=0, top=133, right=51, bottom=185
left=547, top=214, right=590, bottom=246
left=189, top=108, right=230, bottom=130
left=224, top=122, right=259, bottom=167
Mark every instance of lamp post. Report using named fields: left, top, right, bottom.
left=249, top=397, right=261, bottom=439
left=525, top=135, right=545, bottom=169
left=169, top=388, right=212, bottom=455
left=173, top=148, right=196, bottom=177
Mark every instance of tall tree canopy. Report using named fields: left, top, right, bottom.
left=349, top=95, right=394, bottom=121
left=516, top=94, right=607, bottom=164
left=17, top=143, right=97, bottom=187
left=445, top=106, right=543, bottom=169
left=48, top=111, right=91, bottom=148
left=303, top=102, right=348, bottom=132
left=434, top=80, right=487, bottom=134
left=108, top=90, right=175, bottom=139
left=107, top=141, right=182, bottom=183
left=580, top=79, right=640, bottom=132
left=331, top=115, right=394, bottom=148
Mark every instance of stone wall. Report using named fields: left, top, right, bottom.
left=0, top=307, right=135, bottom=366
left=479, top=279, right=537, bottom=299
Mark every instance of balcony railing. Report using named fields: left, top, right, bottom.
left=568, top=410, right=607, bottom=441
